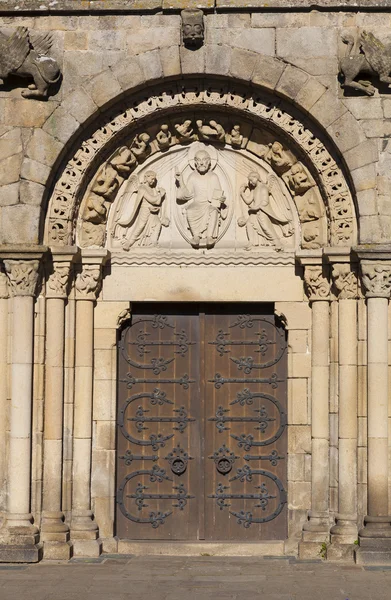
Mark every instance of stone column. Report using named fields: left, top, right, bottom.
left=41, top=249, right=78, bottom=560
left=356, top=260, right=391, bottom=565
left=299, top=260, right=331, bottom=558
left=329, top=262, right=358, bottom=558
left=0, top=253, right=44, bottom=562
left=0, top=266, right=8, bottom=512
left=70, top=251, right=107, bottom=557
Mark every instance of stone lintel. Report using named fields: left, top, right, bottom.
left=0, top=245, right=48, bottom=262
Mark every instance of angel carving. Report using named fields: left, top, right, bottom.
left=0, top=27, right=61, bottom=99
left=114, top=171, right=169, bottom=250
left=238, top=171, right=294, bottom=251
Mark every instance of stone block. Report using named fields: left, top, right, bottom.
left=0, top=544, right=42, bottom=563
left=327, top=111, right=367, bottom=154
left=205, top=45, right=232, bottom=77
left=344, top=140, right=379, bottom=173
left=298, top=541, right=325, bottom=559
left=275, top=302, right=311, bottom=330
left=359, top=215, right=384, bottom=244
left=88, top=29, right=127, bottom=51
left=0, top=182, right=19, bottom=207
left=275, top=65, right=309, bottom=100
left=276, top=27, right=336, bottom=58
left=72, top=539, right=102, bottom=558
left=82, top=71, right=123, bottom=109
left=288, top=425, right=311, bottom=454
left=101, top=537, right=118, bottom=554
left=94, top=349, right=113, bottom=381
left=138, top=49, right=163, bottom=81
left=310, top=90, right=347, bottom=129
left=288, top=481, right=311, bottom=510
left=20, top=158, right=51, bottom=187
left=43, top=107, right=80, bottom=145
left=282, top=56, right=338, bottom=76
left=19, top=180, right=44, bottom=206
left=361, top=119, right=391, bottom=138
left=0, top=153, right=22, bottom=186
left=295, top=78, right=327, bottom=112
left=91, top=450, right=115, bottom=498
left=351, top=164, right=377, bottom=193
left=343, top=97, right=383, bottom=120
left=94, top=328, right=116, bottom=350
left=288, top=378, right=308, bottom=424
left=93, top=380, right=115, bottom=421
left=61, top=88, right=98, bottom=125
left=230, top=48, right=258, bottom=81
left=288, top=454, right=305, bottom=481
left=252, top=13, right=310, bottom=28
left=3, top=99, right=56, bottom=128
left=233, top=28, right=275, bottom=55
left=94, top=421, right=116, bottom=451
left=111, top=56, right=145, bottom=91
left=358, top=416, right=368, bottom=447
left=289, top=353, right=311, bottom=378
left=95, top=301, right=129, bottom=329
left=64, top=30, right=88, bottom=51
left=43, top=541, right=72, bottom=560
left=160, top=45, right=181, bottom=78
left=0, top=128, right=22, bottom=161
left=26, top=128, right=63, bottom=167
left=288, top=330, right=308, bottom=353
left=180, top=46, right=205, bottom=75
left=251, top=55, right=286, bottom=91
left=126, top=27, right=180, bottom=53
left=327, top=543, right=354, bottom=562
left=0, top=204, right=40, bottom=244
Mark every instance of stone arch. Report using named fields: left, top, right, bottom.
left=36, top=48, right=373, bottom=245
left=43, top=77, right=357, bottom=250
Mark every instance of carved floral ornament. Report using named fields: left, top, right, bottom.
left=45, top=83, right=356, bottom=254
left=3, top=259, right=40, bottom=297
left=75, top=264, right=102, bottom=300
left=304, top=265, right=331, bottom=301
left=331, top=263, right=358, bottom=300
left=46, top=263, right=72, bottom=299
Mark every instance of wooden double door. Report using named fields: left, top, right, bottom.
left=116, top=304, right=287, bottom=541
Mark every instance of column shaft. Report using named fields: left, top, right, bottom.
left=0, top=287, right=8, bottom=510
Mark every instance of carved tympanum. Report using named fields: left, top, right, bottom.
left=361, top=263, right=391, bottom=298
left=332, top=264, right=357, bottom=299
left=304, top=265, right=330, bottom=301
left=175, top=148, right=227, bottom=248
left=114, top=171, right=169, bottom=249
left=46, top=264, right=71, bottom=299
left=4, top=259, right=40, bottom=297
left=340, top=30, right=391, bottom=96
left=0, top=27, right=61, bottom=99
left=237, top=171, right=293, bottom=251
left=181, top=9, right=204, bottom=48
left=75, top=265, right=102, bottom=299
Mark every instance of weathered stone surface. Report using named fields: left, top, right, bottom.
left=159, top=45, right=181, bottom=78
left=0, top=204, right=41, bottom=244
left=205, top=44, right=232, bottom=76
left=111, top=56, right=145, bottom=91
left=251, top=55, right=286, bottom=90
left=25, top=129, right=63, bottom=167
left=275, top=65, right=309, bottom=100
left=82, top=71, right=123, bottom=109
left=180, top=45, right=205, bottom=74
left=276, top=27, right=336, bottom=58
left=138, top=49, right=163, bottom=81
left=230, top=48, right=258, bottom=80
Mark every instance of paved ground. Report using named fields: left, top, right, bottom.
left=0, top=555, right=391, bottom=600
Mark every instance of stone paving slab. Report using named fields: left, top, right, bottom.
left=0, top=556, right=390, bottom=599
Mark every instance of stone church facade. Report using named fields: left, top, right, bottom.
left=0, top=0, right=391, bottom=565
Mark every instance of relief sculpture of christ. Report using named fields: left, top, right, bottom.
left=175, top=149, right=227, bottom=248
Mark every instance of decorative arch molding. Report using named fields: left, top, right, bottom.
left=44, top=78, right=357, bottom=250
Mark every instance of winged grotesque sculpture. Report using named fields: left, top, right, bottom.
left=340, top=30, right=391, bottom=96
left=0, top=26, right=61, bottom=99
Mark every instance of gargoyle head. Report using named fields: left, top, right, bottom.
left=181, top=9, right=204, bottom=48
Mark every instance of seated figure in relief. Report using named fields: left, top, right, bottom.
left=238, top=171, right=293, bottom=251
left=115, top=170, right=169, bottom=250
left=175, top=149, right=226, bottom=248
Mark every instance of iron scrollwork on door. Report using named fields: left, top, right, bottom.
left=117, top=465, right=194, bottom=528
left=165, top=444, right=193, bottom=475
left=209, top=444, right=239, bottom=475
left=208, top=465, right=287, bottom=528
left=209, top=314, right=286, bottom=372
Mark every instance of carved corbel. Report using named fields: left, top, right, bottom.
left=361, top=263, right=391, bottom=298
left=304, top=265, right=331, bottom=302
left=332, top=263, right=358, bottom=300
left=3, top=259, right=40, bottom=297
left=181, top=9, right=204, bottom=48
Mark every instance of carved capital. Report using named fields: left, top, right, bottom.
left=304, top=265, right=330, bottom=301
left=4, top=259, right=40, bottom=297
left=332, top=264, right=358, bottom=300
left=46, top=263, right=72, bottom=299
left=75, top=264, right=102, bottom=300
left=0, top=265, right=8, bottom=299
left=361, top=263, right=391, bottom=298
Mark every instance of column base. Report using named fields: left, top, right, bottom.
left=43, top=541, right=72, bottom=560
left=41, top=511, right=70, bottom=543
left=330, top=514, right=358, bottom=546
left=298, top=541, right=326, bottom=559
left=327, top=543, right=355, bottom=562
left=72, top=539, right=102, bottom=558
left=0, top=519, right=42, bottom=563
left=355, top=515, right=391, bottom=565
left=302, top=511, right=330, bottom=541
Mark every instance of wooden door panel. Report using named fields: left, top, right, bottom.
left=116, top=303, right=287, bottom=542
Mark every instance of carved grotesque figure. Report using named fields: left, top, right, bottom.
left=181, top=9, right=204, bottom=48
left=130, top=133, right=151, bottom=161
left=196, top=119, right=225, bottom=142
left=286, top=162, right=314, bottom=196
left=238, top=171, right=293, bottom=251
left=265, top=142, right=293, bottom=174
left=175, top=119, right=195, bottom=142
left=340, top=30, right=391, bottom=96
left=156, top=124, right=172, bottom=150
left=116, top=171, right=169, bottom=250
left=0, top=26, right=61, bottom=99
left=176, top=150, right=226, bottom=248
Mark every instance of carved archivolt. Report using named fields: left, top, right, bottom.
left=45, top=82, right=356, bottom=252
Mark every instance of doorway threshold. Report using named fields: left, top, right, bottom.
left=117, top=540, right=285, bottom=557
